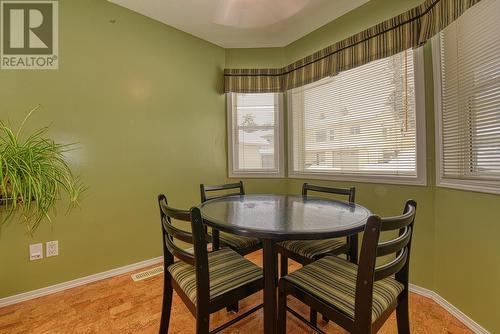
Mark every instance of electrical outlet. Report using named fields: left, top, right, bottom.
left=46, top=240, right=59, bottom=257
left=29, top=243, right=43, bottom=261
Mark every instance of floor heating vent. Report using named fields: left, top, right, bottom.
left=131, top=266, right=164, bottom=282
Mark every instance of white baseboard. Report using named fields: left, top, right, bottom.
left=0, top=256, right=163, bottom=308
left=409, top=284, right=489, bottom=334
left=0, top=259, right=489, bottom=334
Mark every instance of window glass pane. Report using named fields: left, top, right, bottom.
left=290, top=50, right=417, bottom=177
left=237, top=129, right=275, bottom=169
left=439, top=0, right=500, bottom=181
left=230, top=93, right=281, bottom=174
left=236, top=94, right=275, bottom=127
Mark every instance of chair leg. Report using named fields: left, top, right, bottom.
left=396, top=292, right=410, bottom=334
left=280, top=254, right=288, bottom=277
left=226, top=302, right=239, bottom=313
left=348, top=234, right=359, bottom=264
left=278, top=280, right=287, bottom=334
left=322, top=314, right=329, bottom=323
left=310, top=308, right=317, bottom=327
left=196, top=311, right=210, bottom=334
left=159, top=279, right=173, bottom=334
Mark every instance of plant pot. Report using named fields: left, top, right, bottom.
left=0, top=199, right=13, bottom=207
left=0, top=195, right=14, bottom=206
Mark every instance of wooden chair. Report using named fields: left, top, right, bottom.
left=277, top=200, right=417, bottom=334
left=157, top=194, right=264, bottom=334
left=278, top=183, right=357, bottom=279
left=200, top=181, right=262, bottom=255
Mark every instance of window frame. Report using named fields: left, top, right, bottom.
left=287, top=47, right=427, bottom=186
left=432, top=35, right=500, bottom=195
left=227, top=92, right=285, bottom=178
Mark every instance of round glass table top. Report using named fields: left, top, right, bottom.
left=199, top=194, right=371, bottom=240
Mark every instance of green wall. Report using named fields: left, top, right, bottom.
left=433, top=188, right=500, bottom=332
left=0, top=0, right=230, bottom=297
left=1, top=0, right=498, bottom=332
left=225, top=48, right=286, bottom=68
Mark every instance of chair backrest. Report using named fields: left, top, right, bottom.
left=200, top=181, right=245, bottom=203
left=157, top=195, right=210, bottom=304
left=354, top=200, right=417, bottom=326
left=302, top=183, right=356, bottom=203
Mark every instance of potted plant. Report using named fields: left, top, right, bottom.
left=0, top=105, right=85, bottom=234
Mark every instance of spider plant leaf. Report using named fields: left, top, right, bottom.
left=1, top=106, right=85, bottom=234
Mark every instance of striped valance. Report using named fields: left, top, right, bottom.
left=224, top=0, right=482, bottom=93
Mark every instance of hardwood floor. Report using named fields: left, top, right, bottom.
left=0, top=251, right=472, bottom=334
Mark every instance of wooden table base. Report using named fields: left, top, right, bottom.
left=262, top=240, right=278, bottom=334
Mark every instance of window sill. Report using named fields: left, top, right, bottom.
left=229, top=171, right=285, bottom=179
left=288, top=172, right=427, bottom=187
left=436, top=179, right=500, bottom=195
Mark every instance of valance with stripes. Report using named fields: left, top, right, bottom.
left=224, top=0, right=482, bottom=93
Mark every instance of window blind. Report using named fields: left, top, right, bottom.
left=228, top=93, right=282, bottom=175
left=438, top=0, right=500, bottom=182
left=289, top=50, right=419, bottom=179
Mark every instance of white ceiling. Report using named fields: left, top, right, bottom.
left=108, top=0, right=369, bottom=48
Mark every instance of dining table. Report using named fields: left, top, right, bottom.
left=199, top=194, right=371, bottom=334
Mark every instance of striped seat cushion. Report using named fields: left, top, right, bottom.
left=279, top=238, right=346, bottom=259
left=167, top=248, right=262, bottom=304
left=284, top=256, right=404, bottom=322
left=208, top=230, right=260, bottom=250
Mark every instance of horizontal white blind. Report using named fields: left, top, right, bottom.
left=439, top=0, right=500, bottom=181
left=289, top=50, right=417, bottom=177
left=230, top=93, right=281, bottom=173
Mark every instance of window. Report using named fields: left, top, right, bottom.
left=433, top=0, right=500, bottom=194
left=288, top=49, right=426, bottom=185
left=227, top=92, right=284, bottom=177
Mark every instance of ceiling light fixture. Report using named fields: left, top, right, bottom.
left=213, top=0, right=310, bottom=28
